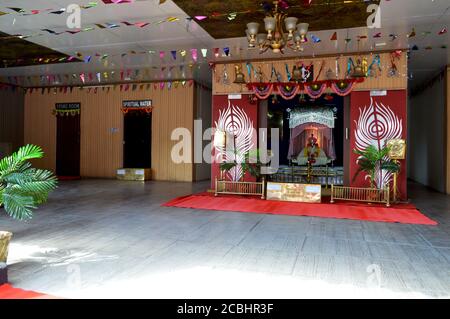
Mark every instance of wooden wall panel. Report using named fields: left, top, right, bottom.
left=24, top=84, right=194, bottom=181
left=24, top=91, right=56, bottom=170
left=213, top=51, right=407, bottom=94
left=0, top=89, right=24, bottom=155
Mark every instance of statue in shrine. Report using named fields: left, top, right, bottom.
left=293, top=132, right=331, bottom=166
left=305, top=134, right=320, bottom=164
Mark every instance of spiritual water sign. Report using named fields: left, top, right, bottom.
left=266, top=182, right=322, bottom=203
left=122, top=100, right=152, bottom=108
left=55, top=102, right=81, bottom=110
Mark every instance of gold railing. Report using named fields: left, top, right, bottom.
left=330, top=185, right=390, bottom=207
left=215, top=177, right=265, bottom=199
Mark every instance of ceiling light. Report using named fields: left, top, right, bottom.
left=246, top=0, right=309, bottom=54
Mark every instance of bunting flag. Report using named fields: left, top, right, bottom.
left=191, top=49, right=198, bottom=62
left=330, top=32, right=337, bottom=41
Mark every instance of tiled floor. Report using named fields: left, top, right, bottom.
left=1, top=179, right=450, bottom=298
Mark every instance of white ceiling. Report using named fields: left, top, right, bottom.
left=0, top=0, right=449, bottom=88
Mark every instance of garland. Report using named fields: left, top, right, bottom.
left=247, top=78, right=364, bottom=100
left=304, top=83, right=327, bottom=99
left=121, top=107, right=153, bottom=114
left=277, top=84, right=300, bottom=100
left=52, top=109, right=80, bottom=117
left=250, top=83, right=274, bottom=99
left=330, top=80, right=358, bottom=96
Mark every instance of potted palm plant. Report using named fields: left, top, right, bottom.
left=0, top=144, right=57, bottom=265
left=353, top=145, right=400, bottom=189
left=220, top=149, right=264, bottom=181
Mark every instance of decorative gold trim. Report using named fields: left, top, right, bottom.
left=330, top=184, right=390, bottom=207
left=215, top=177, right=265, bottom=199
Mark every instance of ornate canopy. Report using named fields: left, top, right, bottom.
left=289, top=107, right=335, bottom=129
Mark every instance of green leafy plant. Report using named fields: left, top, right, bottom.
left=353, top=145, right=400, bottom=189
left=220, top=149, right=265, bottom=180
left=0, top=145, right=57, bottom=220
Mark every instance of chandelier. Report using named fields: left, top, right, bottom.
left=246, top=1, right=309, bottom=54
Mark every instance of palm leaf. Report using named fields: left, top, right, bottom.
left=0, top=144, right=57, bottom=220
left=1, top=186, right=36, bottom=220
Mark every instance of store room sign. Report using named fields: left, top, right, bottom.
left=56, top=102, right=81, bottom=110
left=53, top=102, right=81, bottom=116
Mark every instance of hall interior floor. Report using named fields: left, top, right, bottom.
left=1, top=179, right=450, bottom=298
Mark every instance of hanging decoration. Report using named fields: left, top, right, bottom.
left=247, top=78, right=364, bottom=100
left=304, top=82, right=326, bottom=99
left=347, top=57, right=368, bottom=78
left=250, top=83, right=274, bottom=99
left=233, top=64, right=246, bottom=84
left=388, top=51, right=401, bottom=77
left=221, top=64, right=230, bottom=85
left=331, top=80, right=359, bottom=96
left=52, top=108, right=80, bottom=116
left=277, top=83, right=300, bottom=100
left=367, top=54, right=381, bottom=77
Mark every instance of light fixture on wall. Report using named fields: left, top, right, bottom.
left=246, top=0, right=309, bottom=54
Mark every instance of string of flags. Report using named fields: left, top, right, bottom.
left=1, top=46, right=236, bottom=67
left=0, top=78, right=196, bottom=94
left=0, top=65, right=199, bottom=87
left=0, top=0, right=379, bottom=19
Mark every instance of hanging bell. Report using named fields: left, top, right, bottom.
left=291, top=65, right=302, bottom=82
left=233, top=65, right=246, bottom=84
left=351, top=58, right=367, bottom=78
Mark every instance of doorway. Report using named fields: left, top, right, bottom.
left=56, top=114, right=81, bottom=177
left=123, top=112, right=152, bottom=168
left=267, top=93, right=345, bottom=185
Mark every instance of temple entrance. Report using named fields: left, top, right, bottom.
left=267, top=93, right=345, bottom=186
left=123, top=112, right=152, bottom=168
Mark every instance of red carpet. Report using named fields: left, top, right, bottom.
left=0, top=284, right=57, bottom=299
left=163, top=193, right=437, bottom=225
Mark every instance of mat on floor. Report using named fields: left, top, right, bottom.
left=0, top=284, right=57, bottom=299
left=163, top=193, right=437, bottom=225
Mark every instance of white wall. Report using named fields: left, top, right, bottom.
left=408, top=75, right=445, bottom=192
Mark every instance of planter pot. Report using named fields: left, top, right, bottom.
left=0, top=231, right=12, bottom=263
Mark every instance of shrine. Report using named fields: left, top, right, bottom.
left=0, top=0, right=449, bottom=300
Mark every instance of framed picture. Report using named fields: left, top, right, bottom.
left=387, top=139, right=406, bottom=160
